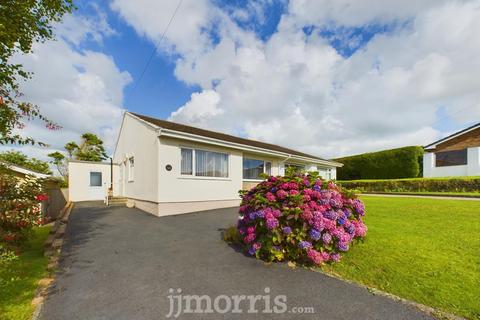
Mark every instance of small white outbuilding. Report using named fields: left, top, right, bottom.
left=68, top=112, right=342, bottom=216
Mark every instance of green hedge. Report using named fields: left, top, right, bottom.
left=335, top=146, right=424, bottom=180
left=337, top=177, right=480, bottom=193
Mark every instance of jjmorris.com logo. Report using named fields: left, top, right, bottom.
left=166, top=287, right=315, bottom=318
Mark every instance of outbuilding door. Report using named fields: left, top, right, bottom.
left=88, top=171, right=105, bottom=200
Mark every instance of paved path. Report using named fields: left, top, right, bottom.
left=39, top=203, right=433, bottom=320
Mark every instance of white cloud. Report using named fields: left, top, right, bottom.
left=169, top=90, right=223, bottom=125
left=3, top=10, right=131, bottom=163
left=100, top=0, right=480, bottom=158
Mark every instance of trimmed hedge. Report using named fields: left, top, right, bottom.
left=335, top=146, right=424, bottom=180
left=337, top=177, right=480, bottom=193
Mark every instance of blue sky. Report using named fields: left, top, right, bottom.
left=7, top=0, right=480, bottom=159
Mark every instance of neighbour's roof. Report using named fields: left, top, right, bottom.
left=424, top=122, right=480, bottom=150
left=130, top=112, right=332, bottom=162
left=0, top=162, right=50, bottom=179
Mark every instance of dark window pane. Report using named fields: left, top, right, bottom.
left=243, top=158, right=264, bottom=179
left=90, top=172, right=102, bottom=186
left=435, top=149, right=467, bottom=167
left=285, top=163, right=304, bottom=173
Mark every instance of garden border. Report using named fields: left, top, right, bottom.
left=315, top=268, right=467, bottom=320
left=31, top=201, right=73, bottom=320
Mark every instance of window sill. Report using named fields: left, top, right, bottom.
left=178, top=176, right=231, bottom=181
left=243, top=179, right=265, bottom=182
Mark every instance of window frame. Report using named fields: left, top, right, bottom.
left=179, top=147, right=230, bottom=179
left=89, top=171, right=102, bottom=187
left=242, top=157, right=272, bottom=181
left=435, top=149, right=468, bottom=167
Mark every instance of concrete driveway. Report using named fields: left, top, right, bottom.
left=39, top=203, right=433, bottom=320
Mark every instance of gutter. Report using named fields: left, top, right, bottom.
left=157, top=129, right=343, bottom=167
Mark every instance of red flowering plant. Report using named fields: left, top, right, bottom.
left=236, top=170, right=367, bottom=266
left=0, top=168, right=47, bottom=263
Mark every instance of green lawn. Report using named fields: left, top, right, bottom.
left=362, top=191, right=480, bottom=197
left=323, top=196, right=480, bottom=319
left=0, top=226, right=51, bottom=320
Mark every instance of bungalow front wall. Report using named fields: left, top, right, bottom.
left=71, top=112, right=341, bottom=216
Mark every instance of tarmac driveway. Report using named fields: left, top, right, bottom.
left=39, top=202, right=433, bottom=320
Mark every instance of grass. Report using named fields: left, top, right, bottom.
left=362, top=191, right=480, bottom=197
left=0, top=226, right=51, bottom=320
left=322, top=196, right=480, bottom=319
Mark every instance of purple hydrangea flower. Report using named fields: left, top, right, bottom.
left=299, top=241, right=312, bottom=249
left=282, top=226, right=292, bottom=235
left=322, top=232, right=332, bottom=244
left=256, top=210, right=265, bottom=218
left=309, top=229, right=321, bottom=241
left=323, top=210, right=337, bottom=220
left=331, top=253, right=341, bottom=262
left=346, top=224, right=356, bottom=235
left=266, top=218, right=279, bottom=230
left=313, top=184, right=321, bottom=192
left=337, top=242, right=349, bottom=251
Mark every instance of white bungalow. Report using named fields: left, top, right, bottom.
left=68, top=112, right=342, bottom=216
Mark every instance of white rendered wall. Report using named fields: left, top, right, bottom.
left=113, top=114, right=159, bottom=202
left=68, top=161, right=118, bottom=201
left=157, top=137, right=243, bottom=203
left=423, top=147, right=480, bottom=177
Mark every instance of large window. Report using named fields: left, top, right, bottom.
left=90, top=172, right=102, bottom=187
left=243, top=158, right=272, bottom=179
left=181, top=148, right=229, bottom=178
left=435, top=149, right=467, bottom=167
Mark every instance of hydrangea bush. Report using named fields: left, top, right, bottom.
left=0, top=170, right=48, bottom=263
left=236, top=171, right=367, bottom=265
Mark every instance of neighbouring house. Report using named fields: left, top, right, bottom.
left=0, top=162, right=67, bottom=219
left=68, top=112, right=342, bottom=216
left=423, top=122, right=480, bottom=177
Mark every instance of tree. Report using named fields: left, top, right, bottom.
left=75, top=133, right=108, bottom=161
left=47, top=151, right=67, bottom=179
left=48, top=133, right=108, bottom=178
left=0, top=150, right=51, bottom=174
left=0, top=0, right=75, bottom=145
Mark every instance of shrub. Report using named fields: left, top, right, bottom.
left=236, top=172, right=367, bottom=266
left=0, top=171, right=47, bottom=263
left=337, top=177, right=480, bottom=193
left=335, top=146, right=424, bottom=180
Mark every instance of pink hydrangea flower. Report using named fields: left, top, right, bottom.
left=266, top=192, right=276, bottom=202
left=307, top=248, right=323, bottom=265
left=276, top=189, right=288, bottom=199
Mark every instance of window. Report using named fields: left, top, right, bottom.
left=435, top=149, right=467, bottom=167
left=196, top=150, right=229, bottom=177
left=285, top=163, right=304, bottom=173
left=128, top=157, right=135, bottom=181
left=90, top=172, right=102, bottom=187
left=243, top=158, right=272, bottom=179
left=180, top=148, right=229, bottom=178
left=181, top=149, right=193, bottom=175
